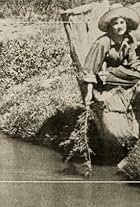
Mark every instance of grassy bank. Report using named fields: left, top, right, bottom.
left=0, top=21, right=84, bottom=140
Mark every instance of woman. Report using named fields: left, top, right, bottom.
left=84, top=5, right=140, bottom=106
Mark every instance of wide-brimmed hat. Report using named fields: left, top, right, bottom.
left=98, top=4, right=140, bottom=32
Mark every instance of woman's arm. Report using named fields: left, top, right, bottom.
left=83, top=35, right=110, bottom=83
left=83, top=35, right=110, bottom=106
left=85, top=83, right=94, bottom=106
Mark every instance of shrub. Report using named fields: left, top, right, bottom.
left=0, top=73, right=83, bottom=139
left=0, top=24, right=71, bottom=95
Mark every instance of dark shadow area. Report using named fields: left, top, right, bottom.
left=34, top=107, right=84, bottom=149
left=32, top=107, right=126, bottom=168
left=56, top=162, right=85, bottom=178
left=88, top=119, right=127, bottom=166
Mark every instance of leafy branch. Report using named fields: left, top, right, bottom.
left=60, top=106, right=95, bottom=177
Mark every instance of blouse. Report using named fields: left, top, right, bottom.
left=83, top=33, right=140, bottom=85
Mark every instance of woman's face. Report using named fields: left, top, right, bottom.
left=110, top=17, right=127, bottom=36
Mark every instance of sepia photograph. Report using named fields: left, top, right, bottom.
left=0, top=0, right=140, bottom=206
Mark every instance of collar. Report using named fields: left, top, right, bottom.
left=110, top=38, right=116, bottom=46
left=109, top=33, right=133, bottom=47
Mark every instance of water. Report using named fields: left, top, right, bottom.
left=0, top=133, right=140, bottom=207
left=0, top=133, right=124, bottom=181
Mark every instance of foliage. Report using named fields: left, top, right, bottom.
left=0, top=23, right=81, bottom=138
left=56, top=0, right=94, bottom=10
left=60, top=106, right=95, bottom=177
left=110, top=0, right=140, bottom=5
left=0, top=73, right=83, bottom=139
left=0, top=24, right=71, bottom=95
left=0, top=0, right=53, bottom=19
left=0, top=0, right=140, bottom=20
